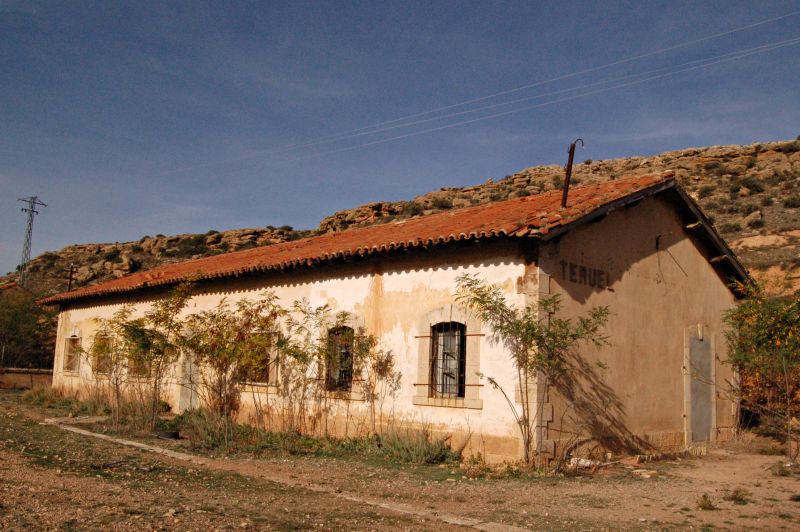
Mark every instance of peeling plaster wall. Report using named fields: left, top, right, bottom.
left=52, top=241, right=529, bottom=461
left=537, top=195, right=737, bottom=458
left=50, top=198, right=740, bottom=462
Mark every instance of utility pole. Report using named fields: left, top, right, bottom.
left=17, top=196, right=47, bottom=287
left=67, top=263, right=76, bottom=291
left=561, top=138, right=584, bottom=208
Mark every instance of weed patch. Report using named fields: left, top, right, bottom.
left=161, top=409, right=461, bottom=464
left=723, top=488, right=750, bottom=505
left=697, top=493, right=717, bottom=510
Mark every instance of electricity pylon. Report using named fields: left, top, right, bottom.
left=17, top=196, right=47, bottom=286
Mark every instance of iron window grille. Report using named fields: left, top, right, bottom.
left=429, top=322, right=466, bottom=398
left=326, top=326, right=354, bottom=392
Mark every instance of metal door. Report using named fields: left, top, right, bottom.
left=686, top=326, right=713, bottom=442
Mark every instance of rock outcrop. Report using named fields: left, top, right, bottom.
left=9, top=138, right=800, bottom=297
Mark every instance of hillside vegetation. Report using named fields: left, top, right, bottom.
left=7, top=138, right=800, bottom=297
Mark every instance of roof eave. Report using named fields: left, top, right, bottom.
left=534, top=178, right=678, bottom=241
left=531, top=179, right=751, bottom=297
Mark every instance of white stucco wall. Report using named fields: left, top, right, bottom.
left=53, top=241, right=529, bottom=460
left=50, top=196, right=742, bottom=462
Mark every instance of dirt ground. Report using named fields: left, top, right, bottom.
left=2, top=390, right=799, bottom=531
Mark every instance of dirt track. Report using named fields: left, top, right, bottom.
left=2, top=390, right=799, bottom=530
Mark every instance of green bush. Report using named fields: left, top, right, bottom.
left=781, top=141, right=800, bottom=154
left=402, top=202, right=424, bottom=216
left=740, top=176, right=766, bottom=193
left=784, top=195, right=800, bottom=208
left=741, top=204, right=759, bottom=216
left=747, top=218, right=765, bottom=229
left=103, top=248, right=122, bottom=262
left=431, top=197, right=453, bottom=209
left=0, top=290, right=55, bottom=368
left=761, top=196, right=775, bottom=207
left=38, top=252, right=59, bottom=268
left=719, top=222, right=742, bottom=233
left=21, top=386, right=110, bottom=416
left=376, top=426, right=462, bottom=464
left=176, top=234, right=208, bottom=257
left=163, top=410, right=460, bottom=464
left=698, top=185, right=716, bottom=198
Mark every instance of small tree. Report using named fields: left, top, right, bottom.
left=456, top=273, right=609, bottom=465
left=182, top=294, right=284, bottom=443
left=89, top=305, right=135, bottom=429
left=351, top=326, right=401, bottom=435
left=120, top=282, right=193, bottom=431
left=281, top=300, right=335, bottom=434
left=724, top=284, right=800, bottom=461
left=0, top=288, right=55, bottom=369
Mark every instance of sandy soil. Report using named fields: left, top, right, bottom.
left=2, top=390, right=800, bottom=531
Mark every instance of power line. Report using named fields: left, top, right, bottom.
left=276, top=37, right=798, bottom=148
left=160, top=8, right=800, bottom=173
left=285, top=35, right=800, bottom=163
left=311, top=9, right=800, bottom=139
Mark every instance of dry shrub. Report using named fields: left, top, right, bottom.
left=697, top=493, right=717, bottom=510
left=377, top=425, right=462, bottom=464
left=21, top=385, right=109, bottom=417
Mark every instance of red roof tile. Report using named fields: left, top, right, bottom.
left=41, top=173, right=675, bottom=305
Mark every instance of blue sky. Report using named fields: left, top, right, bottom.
left=2, top=0, right=799, bottom=275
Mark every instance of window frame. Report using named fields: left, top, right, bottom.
left=63, top=335, right=81, bottom=374
left=325, top=325, right=355, bottom=392
left=242, top=331, right=279, bottom=387
left=413, top=305, right=483, bottom=410
left=92, top=334, right=113, bottom=375
left=429, top=322, right=467, bottom=399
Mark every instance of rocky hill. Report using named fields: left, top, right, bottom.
left=9, top=138, right=800, bottom=297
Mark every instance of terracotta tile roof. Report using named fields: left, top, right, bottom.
left=41, top=173, right=677, bottom=305
left=0, top=279, right=20, bottom=291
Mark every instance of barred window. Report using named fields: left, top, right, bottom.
left=93, top=335, right=112, bottom=375
left=326, top=326, right=354, bottom=392
left=127, top=349, right=150, bottom=377
left=429, top=322, right=466, bottom=398
left=244, top=332, right=275, bottom=385
left=64, top=335, right=81, bottom=373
